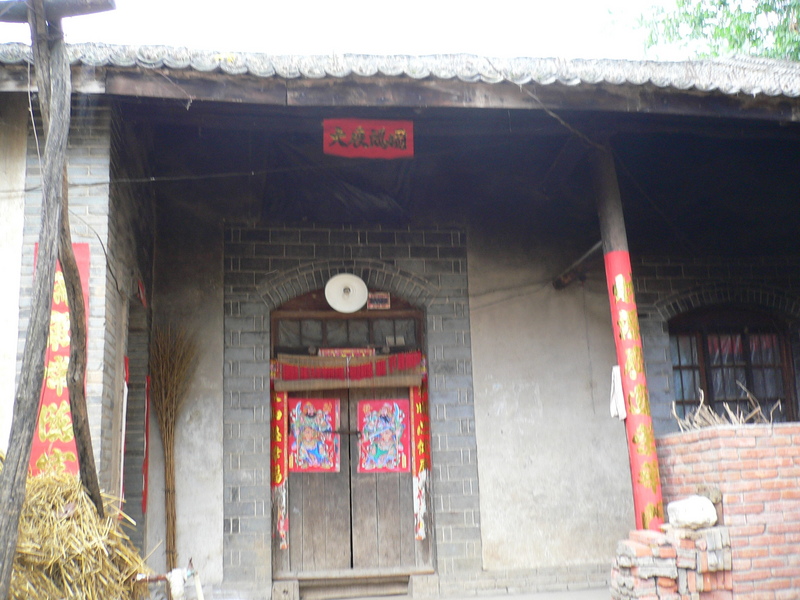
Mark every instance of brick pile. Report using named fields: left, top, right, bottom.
left=611, top=528, right=733, bottom=600
left=658, top=424, right=800, bottom=598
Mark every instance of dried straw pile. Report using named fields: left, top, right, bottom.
left=2, top=454, right=149, bottom=600
left=673, top=382, right=781, bottom=431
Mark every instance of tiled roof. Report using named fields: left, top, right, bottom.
left=2, top=43, right=800, bottom=98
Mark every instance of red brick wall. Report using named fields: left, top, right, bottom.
left=657, top=424, right=800, bottom=599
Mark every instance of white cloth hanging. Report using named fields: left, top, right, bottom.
left=609, top=365, right=626, bottom=420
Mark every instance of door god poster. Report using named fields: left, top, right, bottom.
left=357, top=400, right=410, bottom=473
left=288, top=399, right=340, bottom=472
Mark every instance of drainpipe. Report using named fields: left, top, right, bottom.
left=591, top=146, right=664, bottom=531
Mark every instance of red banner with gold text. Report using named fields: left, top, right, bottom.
left=323, top=119, right=414, bottom=159
left=29, top=243, right=90, bottom=476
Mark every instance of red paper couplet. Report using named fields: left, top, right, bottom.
left=323, top=119, right=414, bottom=159
left=29, top=243, right=90, bottom=476
left=271, top=392, right=289, bottom=485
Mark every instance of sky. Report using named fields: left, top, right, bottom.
left=0, top=0, right=685, bottom=60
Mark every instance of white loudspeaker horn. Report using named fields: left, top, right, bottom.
left=325, top=273, right=368, bottom=313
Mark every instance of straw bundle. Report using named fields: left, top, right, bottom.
left=149, top=325, right=197, bottom=571
left=0, top=453, right=149, bottom=600
left=673, top=383, right=781, bottom=431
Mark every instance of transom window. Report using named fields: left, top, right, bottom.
left=669, top=307, right=795, bottom=421
left=271, top=289, right=423, bottom=357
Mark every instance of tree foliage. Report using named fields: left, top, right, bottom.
left=647, top=0, right=800, bottom=61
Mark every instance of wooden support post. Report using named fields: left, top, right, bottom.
left=0, top=9, right=68, bottom=598
left=0, top=2, right=105, bottom=595
left=27, top=0, right=104, bottom=521
left=591, top=146, right=664, bottom=531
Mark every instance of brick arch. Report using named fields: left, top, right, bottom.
left=255, top=258, right=439, bottom=310
left=654, top=282, right=800, bottom=323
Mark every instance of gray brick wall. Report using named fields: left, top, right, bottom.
left=109, top=111, right=156, bottom=549
left=18, top=99, right=113, bottom=472
left=222, top=224, right=479, bottom=597
left=632, top=256, right=800, bottom=435
left=17, top=100, right=155, bottom=521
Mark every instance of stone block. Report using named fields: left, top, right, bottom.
left=271, top=580, right=299, bottom=600
left=409, top=574, right=439, bottom=598
left=668, top=496, right=717, bottom=529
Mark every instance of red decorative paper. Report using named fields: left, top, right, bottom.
left=357, top=399, right=409, bottom=473
left=411, top=384, right=430, bottom=540
left=271, top=391, right=290, bottom=549
left=271, top=392, right=289, bottom=485
left=288, top=398, right=340, bottom=472
left=323, top=119, right=414, bottom=159
left=272, top=350, right=422, bottom=382
left=29, top=243, right=90, bottom=476
left=318, top=348, right=376, bottom=357
left=604, top=250, right=664, bottom=531
left=411, top=386, right=430, bottom=477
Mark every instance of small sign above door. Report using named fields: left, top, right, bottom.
left=323, top=119, right=414, bottom=159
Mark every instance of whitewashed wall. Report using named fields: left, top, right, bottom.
left=468, top=218, right=635, bottom=572
left=0, top=94, right=27, bottom=452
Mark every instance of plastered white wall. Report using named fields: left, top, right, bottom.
left=147, top=198, right=224, bottom=584
left=468, top=220, right=634, bottom=569
left=0, top=94, right=27, bottom=453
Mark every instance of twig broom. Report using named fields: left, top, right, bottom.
left=149, top=325, right=197, bottom=571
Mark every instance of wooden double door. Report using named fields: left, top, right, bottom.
left=276, top=386, right=429, bottom=576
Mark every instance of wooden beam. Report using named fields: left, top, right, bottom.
left=0, top=0, right=114, bottom=22
left=105, top=69, right=287, bottom=105
left=0, top=64, right=105, bottom=94
left=3, top=60, right=800, bottom=123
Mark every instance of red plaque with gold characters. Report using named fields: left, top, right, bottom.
left=323, top=119, right=414, bottom=159
left=29, top=243, right=90, bottom=476
left=604, top=250, right=664, bottom=530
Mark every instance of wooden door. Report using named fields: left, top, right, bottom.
left=278, top=387, right=422, bottom=575
left=349, top=387, right=416, bottom=570
left=287, top=389, right=352, bottom=572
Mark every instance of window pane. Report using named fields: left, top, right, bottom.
left=750, top=335, right=763, bottom=364
left=300, top=320, right=323, bottom=347
left=673, top=371, right=684, bottom=399
left=670, top=336, right=680, bottom=367
left=763, top=335, right=777, bottom=365
left=395, top=319, right=417, bottom=346
left=732, top=335, right=745, bottom=363
left=278, top=320, right=301, bottom=347
left=349, top=320, right=369, bottom=346
left=680, top=370, right=699, bottom=401
left=715, top=334, right=744, bottom=365
left=711, top=368, right=724, bottom=398
left=764, top=368, right=783, bottom=398
left=708, top=335, right=722, bottom=366
left=327, top=321, right=347, bottom=346
left=373, top=319, right=394, bottom=346
left=752, top=369, right=766, bottom=399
